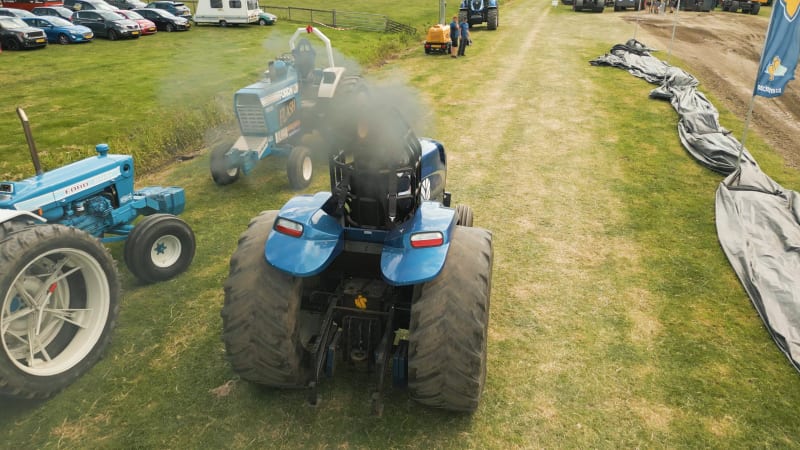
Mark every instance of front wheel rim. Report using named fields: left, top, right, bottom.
left=1, top=248, right=110, bottom=376
left=150, top=235, right=182, bottom=268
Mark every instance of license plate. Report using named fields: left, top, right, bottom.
left=36, top=38, right=45, bottom=43
left=132, top=31, right=139, bottom=35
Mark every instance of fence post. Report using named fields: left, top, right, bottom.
left=332, top=9, right=336, bottom=28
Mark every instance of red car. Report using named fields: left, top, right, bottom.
left=114, top=9, right=155, bottom=34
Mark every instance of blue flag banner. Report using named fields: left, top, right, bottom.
left=754, top=0, right=800, bottom=98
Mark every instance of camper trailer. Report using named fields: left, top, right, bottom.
left=193, top=0, right=259, bottom=26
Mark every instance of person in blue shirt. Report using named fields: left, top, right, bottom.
left=457, top=18, right=470, bottom=57
left=449, top=15, right=459, bottom=58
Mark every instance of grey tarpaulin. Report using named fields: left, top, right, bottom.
left=591, top=40, right=800, bottom=373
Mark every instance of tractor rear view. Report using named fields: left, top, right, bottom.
left=720, top=0, right=763, bottom=14
left=459, top=0, right=499, bottom=30
left=220, top=105, right=494, bottom=415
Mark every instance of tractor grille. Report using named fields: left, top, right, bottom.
left=236, top=94, right=268, bottom=136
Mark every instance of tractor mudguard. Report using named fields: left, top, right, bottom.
left=0, top=209, right=46, bottom=224
left=380, top=201, right=457, bottom=286
left=265, top=192, right=344, bottom=276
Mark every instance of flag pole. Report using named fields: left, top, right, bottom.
left=668, top=0, right=681, bottom=57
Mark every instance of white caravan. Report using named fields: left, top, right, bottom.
left=193, top=0, right=260, bottom=26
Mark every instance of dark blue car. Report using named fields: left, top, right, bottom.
left=22, top=16, right=94, bottom=44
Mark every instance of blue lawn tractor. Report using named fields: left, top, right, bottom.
left=0, top=108, right=195, bottom=400
left=210, top=26, right=367, bottom=190
left=459, top=0, right=499, bottom=30
left=221, top=106, right=494, bottom=415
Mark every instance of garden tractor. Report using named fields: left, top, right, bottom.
left=459, top=0, right=499, bottom=30
left=221, top=105, right=494, bottom=415
left=0, top=107, right=196, bottom=400
left=210, top=25, right=367, bottom=190
left=572, top=0, right=606, bottom=11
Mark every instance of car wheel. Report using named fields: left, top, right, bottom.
left=219, top=19, right=227, bottom=27
left=7, top=38, right=21, bottom=51
left=58, top=33, right=70, bottom=45
left=108, top=29, right=118, bottom=41
left=166, top=23, right=174, bottom=32
left=258, top=18, right=267, bottom=25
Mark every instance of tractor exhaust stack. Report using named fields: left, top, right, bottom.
left=16, top=107, right=43, bottom=177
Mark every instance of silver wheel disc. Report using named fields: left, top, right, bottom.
left=150, top=235, right=182, bottom=268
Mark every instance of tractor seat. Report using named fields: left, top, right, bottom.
left=292, top=38, right=317, bottom=82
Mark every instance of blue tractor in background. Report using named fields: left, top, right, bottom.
left=459, top=0, right=499, bottom=30
left=210, top=26, right=367, bottom=190
left=220, top=105, right=494, bottom=415
left=0, top=108, right=195, bottom=400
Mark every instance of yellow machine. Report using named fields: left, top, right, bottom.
left=424, top=23, right=451, bottom=54
left=424, top=0, right=452, bottom=55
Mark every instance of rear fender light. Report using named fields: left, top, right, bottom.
left=410, top=231, right=443, bottom=248
left=275, top=217, right=303, bottom=238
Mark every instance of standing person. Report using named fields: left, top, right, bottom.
left=449, top=15, right=459, bottom=58
left=457, top=17, right=470, bottom=57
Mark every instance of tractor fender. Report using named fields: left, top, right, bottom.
left=381, top=201, right=457, bottom=286
left=265, top=192, right=344, bottom=276
left=0, top=209, right=46, bottom=224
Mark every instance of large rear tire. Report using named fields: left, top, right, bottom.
left=286, top=146, right=313, bottom=190
left=487, top=8, right=498, bottom=30
left=123, top=214, right=195, bottom=284
left=0, top=224, right=120, bottom=399
left=221, top=211, right=311, bottom=388
left=408, top=226, right=493, bottom=412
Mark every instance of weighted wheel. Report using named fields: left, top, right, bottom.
left=408, top=226, right=493, bottom=412
left=123, top=214, right=195, bottom=284
left=210, top=141, right=240, bottom=185
left=0, top=224, right=120, bottom=399
left=287, top=146, right=313, bottom=190
left=221, top=210, right=312, bottom=388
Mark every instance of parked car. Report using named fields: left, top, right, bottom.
left=132, top=7, right=188, bottom=31
left=0, top=16, right=47, bottom=49
left=0, top=7, right=35, bottom=17
left=114, top=8, right=155, bottom=34
left=257, top=9, right=276, bottom=26
left=106, top=0, right=146, bottom=10
left=32, top=6, right=74, bottom=20
left=71, top=9, right=140, bottom=39
left=22, top=15, right=93, bottom=43
left=63, top=0, right=117, bottom=12
left=144, top=1, right=190, bottom=19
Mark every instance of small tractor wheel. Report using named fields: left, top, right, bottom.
left=124, top=214, right=196, bottom=284
left=287, top=146, right=313, bottom=190
left=574, top=0, right=583, bottom=10
left=221, top=210, right=311, bottom=387
left=730, top=0, right=739, bottom=10
left=455, top=204, right=474, bottom=227
left=210, top=141, right=240, bottom=185
left=750, top=2, right=760, bottom=13
left=0, top=224, right=120, bottom=400
left=408, top=226, right=493, bottom=412
left=487, top=8, right=498, bottom=30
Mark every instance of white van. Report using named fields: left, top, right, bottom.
left=193, top=0, right=259, bottom=26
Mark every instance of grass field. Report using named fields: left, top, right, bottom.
left=3, top=0, right=800, bottom=448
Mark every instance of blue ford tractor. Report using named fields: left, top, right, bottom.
left=459, top=0, right=499, bottom=30
left=210, top=26, right=367, bottom=190
left=0, top=108, right=195, bottom=400
left=221, top=106, right=493, bottom=415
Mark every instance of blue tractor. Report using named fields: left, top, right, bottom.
left=459, top=0, right=499, bottom=30
left=210, top=26, right=367, bottom=190
left=0, top=108, right=195, bottom=400
left=221, top=106, right=494, bottom=414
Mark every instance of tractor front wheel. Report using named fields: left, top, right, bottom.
left=487, top=8, right=498, bottom=30
left=221, top=210, right=311, bottom=387
left=287, top=146, right=313, bottom=190
left=0, top=224, right=120, bottom=399
left=408, top=226, right=493, bottom=412
left=124, top=214, right=196, bottom=284
left=210, top=141, right=240, bottom=185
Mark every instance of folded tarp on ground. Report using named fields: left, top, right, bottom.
left=591, top=40, right=800, bottom=373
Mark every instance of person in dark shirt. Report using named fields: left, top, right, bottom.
left=449, top=15, right=459, bottom=58
left=457, top=18, right=470, bottom=57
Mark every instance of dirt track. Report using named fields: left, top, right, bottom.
left=626, top=10, right=800, bottom=168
